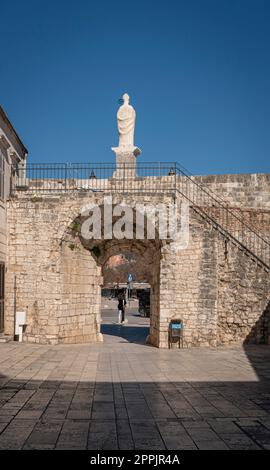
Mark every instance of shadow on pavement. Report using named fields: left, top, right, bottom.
left=101, top=323, right=149, bottom=345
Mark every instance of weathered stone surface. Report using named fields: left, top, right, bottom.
left=5, top=173, right=270, bottom=348
left=0, top=334, right=270, bottom=450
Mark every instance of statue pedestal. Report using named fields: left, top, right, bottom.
left=111, top=145, right=141, bottom=179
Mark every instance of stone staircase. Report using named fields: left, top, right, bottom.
left=175, top=166, right=270, bottom=272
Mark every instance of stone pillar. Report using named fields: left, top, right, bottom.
left=111, top=146, right=141, bottom=179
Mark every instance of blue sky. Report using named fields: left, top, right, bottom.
left=1, top=0, right=270, bottom=174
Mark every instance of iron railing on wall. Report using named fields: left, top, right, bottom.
left=175, top=166, right=270, bottom=270
left=11, top=161, right=270, bottom=270
left=13, top=162, right=178, bottom=193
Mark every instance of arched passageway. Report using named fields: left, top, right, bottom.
left=60, top=208, right=162, bottom=347
left=100, top=249, right=156, bottom=345
left=5, top=191, right=270, bottom=348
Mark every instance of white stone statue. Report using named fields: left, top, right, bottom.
left=117, top=93, right=136, bottom=148
left=112, top=93, right=141, bottom=178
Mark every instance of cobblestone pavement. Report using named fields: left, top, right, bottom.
left=0, top=309, right=270, bottom=450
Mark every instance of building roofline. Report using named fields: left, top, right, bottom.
left=0, top=105, right=28, bottom=156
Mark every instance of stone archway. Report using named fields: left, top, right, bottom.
left=5, top=188, right=270, bottom=349
left=6, top=192, right=170, bottom=347
left=60, top=217, right=162, bottom=346
left=97, top=239, right=161, bottom=347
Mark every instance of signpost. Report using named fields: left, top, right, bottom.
left=127, top=273, right=134, bottom=300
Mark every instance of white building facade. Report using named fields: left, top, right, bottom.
left=0, top=106, right=27, bottom=334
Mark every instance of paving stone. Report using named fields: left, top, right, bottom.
left=236, top=421, right=270, bottom=450
left=0, top=312, right=270, bottom=450
left=157, top=421, right=197, bottom=450
left=23, top=419, right=63, bottom=449
left=116, top=420, right=134, bottom=450
left=56, top=419, right=89, bottom=449
left=88, top=421, right=118, bottom=450
left=130, top=421, right=166, bottom=450
left=0, top=419, right=37, bottom=450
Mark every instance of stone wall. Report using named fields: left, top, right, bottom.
left=5, top=197, right=62, bottom=343
left=193, top=173, right=270, bottom=209
left=5, top=194, right=104, bottom=344
left=158, top=211, right=218, bottom=348
left=217, top=238, right=270, bottom=345
left=22, top=172, right=270, bottom=209
left=5, top=172, right=270, bottom=348
left=60, top=242, right=102, bottom=344
left=5, top=192, right=164, bottom=345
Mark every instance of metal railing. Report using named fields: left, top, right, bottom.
left=12, top=161, right=270, bottom=270
left=13, top=162, right=177, bottom=193
left=175, top=166, right=270, bottom=270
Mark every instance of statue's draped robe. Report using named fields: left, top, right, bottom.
left=117, top=104, right=136, bottom=147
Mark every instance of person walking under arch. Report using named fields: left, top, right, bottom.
left=117, top=290, right=127, bottom=324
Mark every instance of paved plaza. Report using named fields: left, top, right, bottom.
left=0, top=309, right=270, bottom=450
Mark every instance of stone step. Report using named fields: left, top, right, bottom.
left=0, top=335, right=13, bottom=343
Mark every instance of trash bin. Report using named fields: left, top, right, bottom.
left=168, top=319, right=183, bottom=349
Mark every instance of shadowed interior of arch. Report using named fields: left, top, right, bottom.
left=61, top=204, right=163, bottom=347
left=100, top=251, right=153, bottom=345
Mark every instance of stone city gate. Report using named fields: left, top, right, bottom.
left=4, top=162, right=270, bottom=347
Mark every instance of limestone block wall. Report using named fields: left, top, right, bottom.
left=158, top=204, right=269, bottom=349
left=24, top=173, right=270, bottom=211
left=5, top=193, right=103, bottom=344
left=159, top=212, right=218, bottom=348
left=5, top=174, right=270, bottom=348
left=213, top=206, right=270, bottom=345
left=59, top=242, right=102, bottom=344
left=217, top=239, right=270, bottom=345
left=193, top=173, right=270, bottom=209
left=149, top=252, right=160, bottom=347
left=5, top=198, right=62, bottom=343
